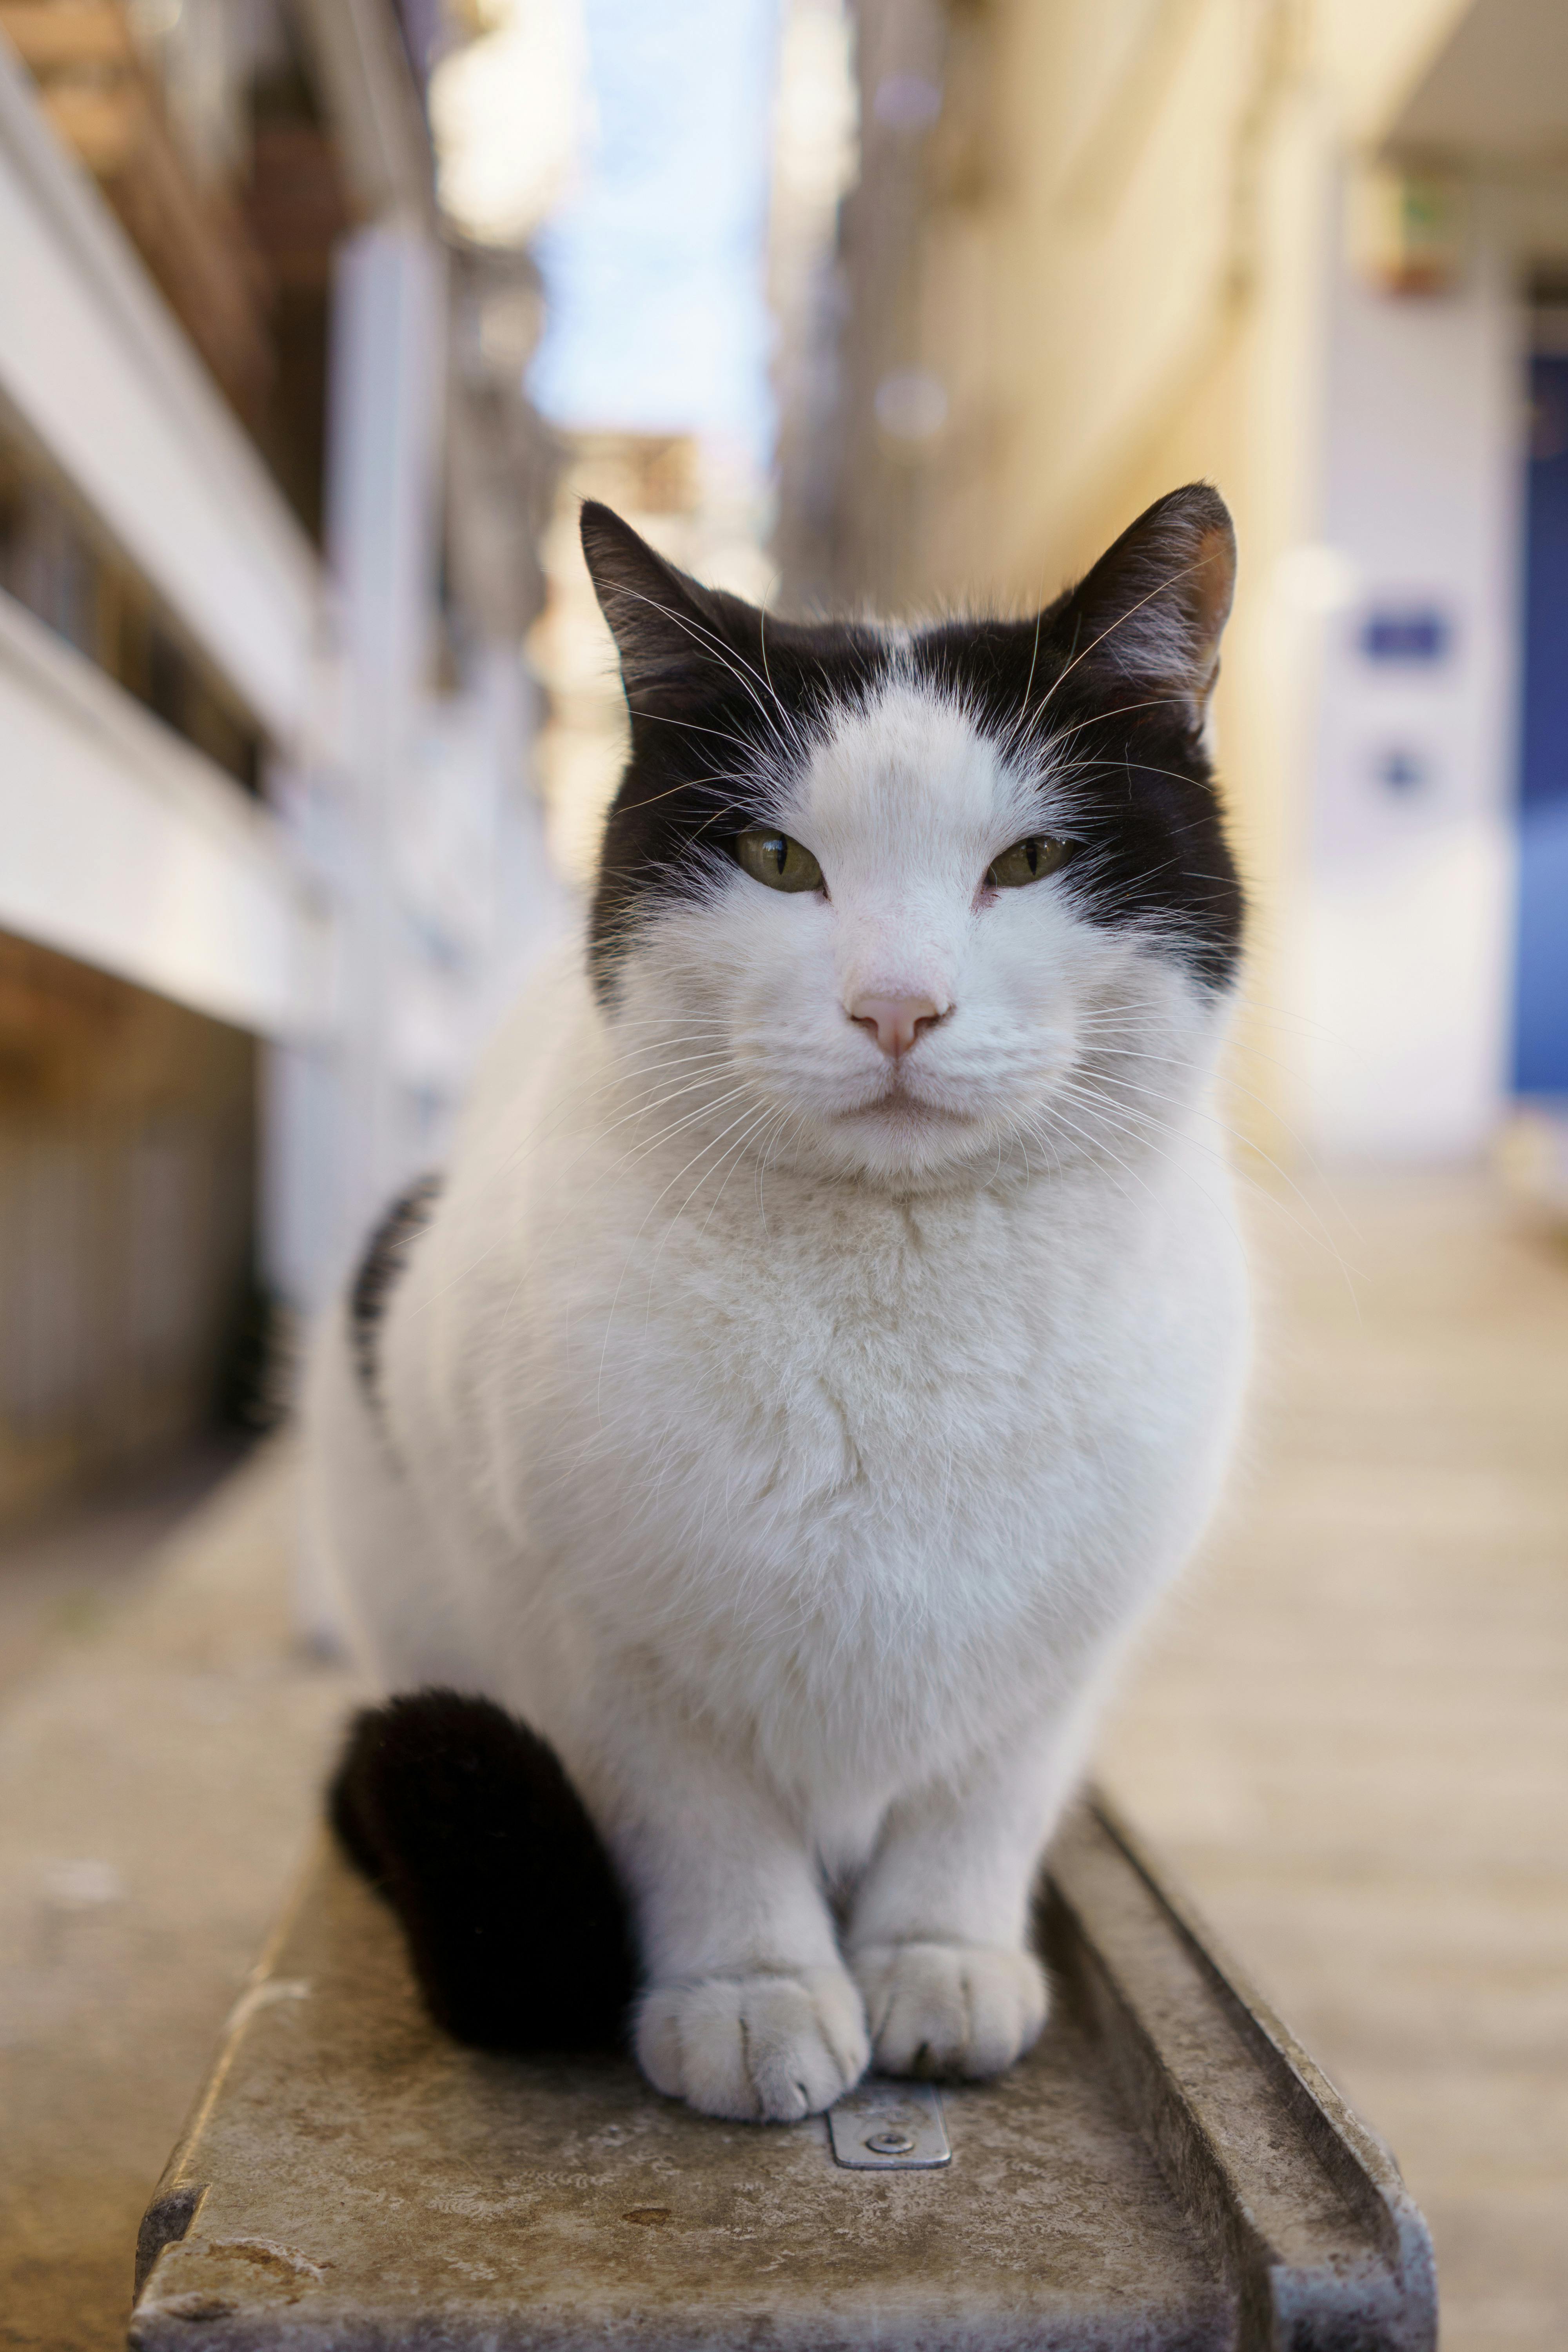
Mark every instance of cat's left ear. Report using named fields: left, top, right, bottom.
left=1051, top=483, right=1236, bottom=729
left=580, top=500, right=759, bottom=713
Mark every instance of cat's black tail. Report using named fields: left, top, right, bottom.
left=328, top=1690, right=638, bottom=2053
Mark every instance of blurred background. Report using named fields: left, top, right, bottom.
left=0, top=4, right=1563, bottom=2349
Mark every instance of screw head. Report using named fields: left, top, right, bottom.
left=864, top=2129, right=916, bottom=2155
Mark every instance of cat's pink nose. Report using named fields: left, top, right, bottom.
left=849, top=994, right=945, bottom=1058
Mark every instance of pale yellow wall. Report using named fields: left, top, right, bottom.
left=1312, top=0, right=1474, bottom=142
left=972, top=0, right=1284, bottom=586
left=944, top=0, right=1471, bottom=582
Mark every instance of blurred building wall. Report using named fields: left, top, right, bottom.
left=0, top=935, right=254, bottom=1519
left=0, top=0, right=560, bottom=1523
left=1302, top=185, right=1522, bottom=1159
left=809, top=0, right=1568, bottom=1165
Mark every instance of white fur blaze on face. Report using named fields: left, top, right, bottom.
left=831, top=874, right=960, bottom=1051
left=618, top=677, right=1224, bottom=1189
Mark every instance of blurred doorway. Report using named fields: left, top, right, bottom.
left=1515, top=347, right=1568, bottom=1098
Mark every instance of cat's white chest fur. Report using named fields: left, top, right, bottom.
left=368, top=968, right=1245, bottom=1837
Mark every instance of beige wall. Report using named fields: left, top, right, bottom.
left=1314, top=0, right=1474, bottom=140
left=924, top=0, right=1479, bottom=586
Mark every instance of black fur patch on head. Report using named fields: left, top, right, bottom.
left=580, top=499, right=886, bottom=1000
left=580, top=484, right=1244, bottom=996
left=349, top=1175, right=443, bottom=1419
left=329, top=1690, right=638, bottom=2053
left=911, top=485, right=1244, bottom=989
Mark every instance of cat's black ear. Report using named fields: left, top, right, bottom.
left=1053, top=483, right=1236, bottom=728
left=581, top=499, right=755, bottom=711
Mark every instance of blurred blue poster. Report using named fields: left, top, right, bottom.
left=1516, top=355, right=1568, bottom=1098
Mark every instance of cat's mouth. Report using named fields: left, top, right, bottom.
left=842, top=1076, right=975, bottom=1125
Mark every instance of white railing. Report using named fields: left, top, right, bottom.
left=0, top=34, right=322, bottom=743
left=0, top=29, right=556, bottom=1318
left=0, top=590, right=334, bottom=1037
left=0, top=28, right=338, bottom=1054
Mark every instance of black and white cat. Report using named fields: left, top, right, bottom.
left=307, top=484, right=1250, bottom=2123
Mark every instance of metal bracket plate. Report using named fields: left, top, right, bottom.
left=828, top=2080, right=951, bottom=2170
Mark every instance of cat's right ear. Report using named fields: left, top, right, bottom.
left=580, top=501, right=735, bottom=712
left=1049, top=483, right=1236, bottom=732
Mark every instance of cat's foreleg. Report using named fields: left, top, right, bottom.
left=597, top=1725, right=870, bottom=2123
left=845, top=1719, right=1087, bottom=2080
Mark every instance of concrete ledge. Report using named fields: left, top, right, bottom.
left=129, top=1800, right=1436, bottom=2352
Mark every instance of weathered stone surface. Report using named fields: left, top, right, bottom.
left=0, top=1443, right=358, bottom=2352
left=129, top=1807, right=1435, bottom=2352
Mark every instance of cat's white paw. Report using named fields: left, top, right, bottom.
left=635, top=1965, right=870, bottom=2122
left=852, top=1940, right=1048, bottom=2079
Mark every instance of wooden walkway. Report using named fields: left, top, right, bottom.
left=1098, top=1173, right=1568, bottom=2352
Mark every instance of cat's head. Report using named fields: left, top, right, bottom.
left=580, top=486, right=1243, bottom=1190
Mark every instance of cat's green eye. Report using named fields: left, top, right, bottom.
left=735, top=829, right=824, bottom=894
left=986, top=835, right=1073, bottom=889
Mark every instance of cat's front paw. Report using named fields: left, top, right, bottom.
left=635, top=1966, right=870, bottom=2122
left=851, top=1941, right=1047, bottom=2079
